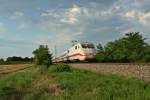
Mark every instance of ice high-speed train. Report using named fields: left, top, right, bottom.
left=53, top=42, right=96, bottom=62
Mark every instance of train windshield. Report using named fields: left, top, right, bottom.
left=81, top=43, right=95, bottom=49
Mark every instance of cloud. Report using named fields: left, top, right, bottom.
left=65, top=4, right=81, bottom=24
left=38, top=0, right=150, bottom=49
left=0, top=0, right=150, bottom=57
left=0, top=22, right=7, bottom=36
left=18, top=22, right=28, bottom=29
left=41, top=4, right=81, bottom=24
left=124, top=10, right=150, bottom=25
left=10, top=11, right=24, bottom=20
left=125, top=10, right=135, bottom=18
left=41, top=10, right=60, bottom=17
left=138, top=12, right=150, bottom=25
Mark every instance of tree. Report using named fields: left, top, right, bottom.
left=122, top=32, right=146, bottom=62
left=7, top=56, right=23, bottom=62
left=96, top=43, right=104, bottom=53
left=104, top=39, right=129, bottom=62
left=96, top=43, right=106, bottom=62
left=96, top=32, right=148, bottom=63
left=33, top=45, right=52, bottom=67
left=0, top=58, right=4, bottom=64
left=142, top=45, right=150, bottom=62
left=6, top=56, right=33, bottom=62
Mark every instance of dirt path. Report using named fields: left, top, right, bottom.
left=70, top=63, right=150, bottom=82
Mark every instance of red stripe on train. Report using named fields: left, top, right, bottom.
left=63, top=53, right=95, bottom=59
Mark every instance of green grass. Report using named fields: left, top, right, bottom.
left=51, top=68, right=150, bottom=100
left=0, top=64, right=149, bottom=100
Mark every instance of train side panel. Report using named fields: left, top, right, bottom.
left=54, top=42, right=96, bottom=62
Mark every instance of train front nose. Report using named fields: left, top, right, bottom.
left=84, top=49, right=96, bottom=58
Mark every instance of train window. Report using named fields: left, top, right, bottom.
left=75, top=46, right=77, bottom=49
left=88, top=44, right=95, bottom=48
left=82, top=44, right=94, bottom=49
left=81, top=44, right=88, bottom=48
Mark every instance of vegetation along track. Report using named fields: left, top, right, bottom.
left=0, top=64, right=32, bottom=74
left=70, top=63, right=150, bottom=82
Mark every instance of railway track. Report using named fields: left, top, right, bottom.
left=0, top=64, right=32, bottom=74
left=67, top=62, right=150, bottom=65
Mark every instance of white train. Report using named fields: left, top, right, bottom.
left=54, top=42, right=96, bottom=62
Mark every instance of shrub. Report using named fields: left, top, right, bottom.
left=32, top=45, right=52, bottom=67
left=85, top=58, right=98, bottom=62
left=96, top=32, right=150, bottom=63
left=49, top=63, right=72, bottom=72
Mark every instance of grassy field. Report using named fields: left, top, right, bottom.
left=0, top=64, right=150, bottom=100
left=0, top=64, right=31, bottom=74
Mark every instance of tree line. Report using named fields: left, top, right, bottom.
left=0, top=56, right=33, bottom=64
left=96, top=32, right=150, bottom=63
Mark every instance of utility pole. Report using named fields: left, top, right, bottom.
left=54, top=45, right=57, bottom=62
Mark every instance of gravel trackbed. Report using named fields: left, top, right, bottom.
left=70, top=63, right=150, bottom=82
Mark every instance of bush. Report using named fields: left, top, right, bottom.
left=49, top=63, right=72, bottom=72
left=96, top=32, right=150, bottom=63
left=32, top=45, right=52, bottom=67
left=85, top=58, right=98, bottom=62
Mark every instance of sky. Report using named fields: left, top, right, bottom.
left=0, top=0, right=150, bottom=58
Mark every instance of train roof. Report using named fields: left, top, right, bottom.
left=74, top=42, right=94, bottom=45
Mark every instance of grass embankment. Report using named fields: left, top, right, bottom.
left=0, top=64, right=150, bottom=100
